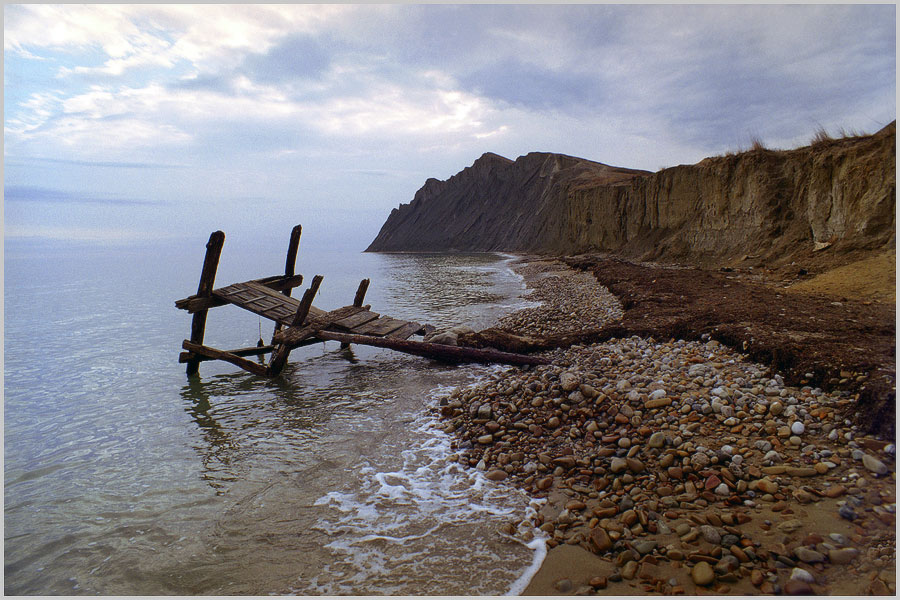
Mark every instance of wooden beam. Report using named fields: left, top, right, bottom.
left=313, top=331, right=551, bottom=366
left=182, top=340, right=269, bottom=377
left=179, top=343, right=275, bottom=364
left=267, top=275, right=323, bottom=376
left=353, top=279, right=370, bottom=307
left=186, top=230, right=225, bottom=376
left=284, top=225, right=302, bottom=279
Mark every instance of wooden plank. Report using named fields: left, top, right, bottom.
left=331, top=310, right=380, bottom=330
left=313, top=331, right=552, bottom=366
left=186, top=230, right=225, bottom=376
left=386, top=322, right=424, bottom=340
left=182, top=340, right=269, bottom=377
left=355, top=316, right=409, bottom=337
left=213, top=280, right=328, bottom=326
left=175, top=274, right=303, bottom=313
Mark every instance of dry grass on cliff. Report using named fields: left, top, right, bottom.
left=810, top=125, right=871, bottom=148
left=714, top=124, right=876, bottom=160
left=786, top=249, right=896, bottom=303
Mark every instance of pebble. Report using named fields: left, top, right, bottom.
left=691, top=561, right=715, bottom=586
left=828, top=548, right=859, bottom=564
left=590, top=527, right=613, bottom=552
left=632, top=540, right=657, bottom=555
left=755, top=478, right=778, bottom=494
left=485, top=469, right=508, bottom=481
left=699, top=525, right=721, bottom=545
left=824, top=484, right=846, bottom=498
left=795, top=547, right=825, bottom=563
left=559, top=372, right=580, bottom=392
left=862, top=453, right=889, bottom=475
left=610, top=457, right=627, bottom=473
left=839, top=505, right=858, bottom=521
left=791, top=567, right=816, bottom=583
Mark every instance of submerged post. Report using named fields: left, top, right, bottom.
left=273, top=224, right=302, bottom=338
left=186, top=230, right=225, bottom=376
left=342, top=278, right=371, bottom=349
left=268, top=274, right=323, bottom=377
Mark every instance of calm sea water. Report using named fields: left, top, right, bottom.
left=4, top=235, right=544, bottom=595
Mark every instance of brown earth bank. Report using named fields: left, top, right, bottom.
left=461, top=254, right=896, bottom=440
left=433, top=259, right=896, bottom=596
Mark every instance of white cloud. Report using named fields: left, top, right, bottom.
left=6, top=4, right=362, bottom=77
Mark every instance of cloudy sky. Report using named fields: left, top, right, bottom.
left=4, top=4, right=896, bottom=249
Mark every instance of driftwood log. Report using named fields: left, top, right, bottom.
left=315, top=331, right=550, bottom=365
left=457, top=327, right=614, bottom=354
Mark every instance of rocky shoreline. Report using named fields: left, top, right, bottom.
left=431, top=258, right=895, bottom=596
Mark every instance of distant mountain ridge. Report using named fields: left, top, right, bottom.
left=366, top=123, right=895, bottom=271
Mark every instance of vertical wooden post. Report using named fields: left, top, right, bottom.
left=353, top=278, right=370, bottom=307
left=342, top=278, right=370, bottom=349
left=273, top=225, right=302, bottom=338
left=186, top=230, right=225, bottom=376
left=268, top=275, right=323, bottom=377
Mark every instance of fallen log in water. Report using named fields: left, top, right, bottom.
left=458, top=327, right=613, bottom=354
left=314, top=330, right=550, bottom=366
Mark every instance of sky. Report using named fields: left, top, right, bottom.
left=4, top=4, right=896, bottom=250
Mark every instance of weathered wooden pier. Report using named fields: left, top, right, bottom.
left=176, top=225, right=549, bottom=377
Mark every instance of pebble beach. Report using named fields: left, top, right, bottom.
left=432, top=258, right=896, bottom=596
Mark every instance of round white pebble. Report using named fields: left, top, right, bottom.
left=791, top=421, right=805, bottom=435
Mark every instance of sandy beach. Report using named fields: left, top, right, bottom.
left=434, top=256, right=895, bottom=595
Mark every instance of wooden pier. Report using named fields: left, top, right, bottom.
left=176, top=225, right=549, bottom=377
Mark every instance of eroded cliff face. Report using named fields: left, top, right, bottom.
left=565, top=122, right=896, bottom=268
left=367, top=123, right=895, bottom=269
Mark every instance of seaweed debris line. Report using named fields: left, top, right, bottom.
left=175, top=225, right=549, bottom=377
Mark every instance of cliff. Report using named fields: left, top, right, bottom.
left=366, top=123, right=895, bottom=271
left=365, top=152, right=650, bottom=252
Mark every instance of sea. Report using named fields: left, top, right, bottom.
left=3, top=234, right=548, bottom=595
